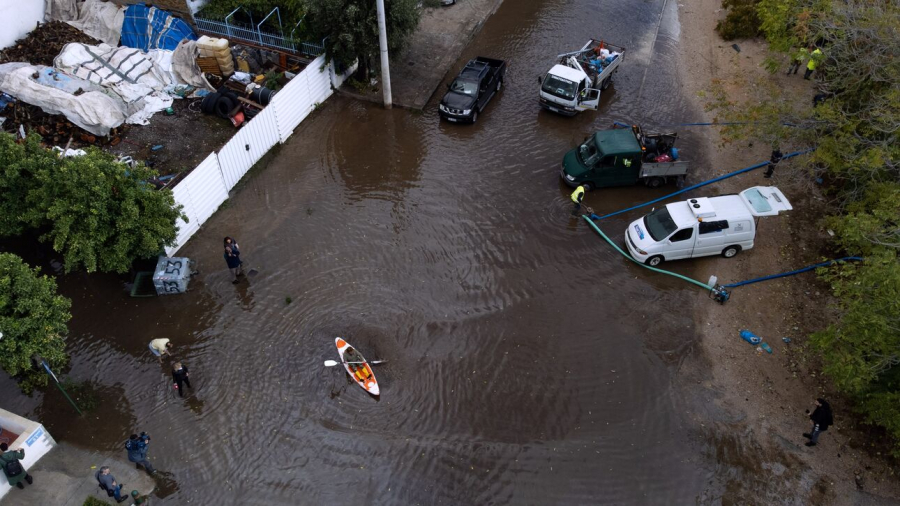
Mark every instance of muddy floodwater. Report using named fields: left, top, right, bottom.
left=2, top=0, right=727, bottom=503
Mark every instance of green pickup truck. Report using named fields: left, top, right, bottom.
left=560, top=125, right=689, bottom=190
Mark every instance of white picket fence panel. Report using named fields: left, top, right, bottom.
left=272, top=54, right=332, bottom=143
left=217, top=103, right=281, bottom=189
left=166, top=153, right=229, bottom=256
left=165, top=57, right=353, bottom=255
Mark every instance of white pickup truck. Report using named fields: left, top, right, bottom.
left=538, top=39, right=625, bottom=116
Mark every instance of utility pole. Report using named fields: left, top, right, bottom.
left=375, top=0, right=392, bottom=109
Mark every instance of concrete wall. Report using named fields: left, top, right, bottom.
left=0, top=408, right=56, bottom=500
left=0, top=0, right=46, bottom=50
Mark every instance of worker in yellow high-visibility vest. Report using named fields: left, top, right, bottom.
left=571, top=185, right=586, bottom=215
left=804, top=47, right=823, bottom=80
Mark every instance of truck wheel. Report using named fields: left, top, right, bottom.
left=471, top=110, right=478, bottom=123
left=581, top=182, right=594, bottom=191
left=722, top=245, right=742, bottom=258
left=496, top=79, right=502, bottom=92
left=601, top=77, right=612, bottom=90
left=647, top=177, right=664, bottom=188
left=646, top=255, right=664, bottom=267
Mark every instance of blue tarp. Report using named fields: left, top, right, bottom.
left=120, top=5, right=197, bottom=52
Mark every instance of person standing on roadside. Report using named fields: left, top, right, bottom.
left=787, top=45, right=808, bottom=75
left=804, top=46, right=823, bottom=80
left=172, top=362, right=192, bottom=397
left=0, top=443, right=33, bottom=490
left=764, top=148, right=783, bottom=178
left=148, top=338, right=173, bottom=364
left=125, top=433, right=157, bottom=474
left=803, top=398, right=833, bottom=447
left=96, top=466, right=129, bottom=502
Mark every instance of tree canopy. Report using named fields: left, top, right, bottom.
left=0, top=253, right=71, bottom=393
left=712, top=0, right=900, bottom=453
left=0, top=133, right=186, bottom=273
left=305, top=0, right=421, bottom=72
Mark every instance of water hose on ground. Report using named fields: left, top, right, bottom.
left=588, top=149, right=813, bottom=222
left=582, top=215, right=715, bottom=291
left=722, top=257, right=863, bottom=288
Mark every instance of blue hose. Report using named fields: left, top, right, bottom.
left=723, top=257, right=863, bottom=288
left=589, top=149, right=813, bottom=221
left=613, top=121, right=800, bottom=128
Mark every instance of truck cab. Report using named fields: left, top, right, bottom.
left=625, top=186, right=793, bottom=266
left=561, top=126, right=689, bottom=189
left=539, top=39, right=625, bottom=116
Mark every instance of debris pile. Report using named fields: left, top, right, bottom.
left=0, top=21, right=100, bottom=67
left=0, top=100, right=128, bottom=146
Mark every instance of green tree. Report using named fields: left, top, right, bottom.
left=305, top=0, right=421, bottom=74
left=711, top=0, right=900, bottom=452
left=0, top=133, right=186, bottom=273
left=0, top=253, right=71, bottom=394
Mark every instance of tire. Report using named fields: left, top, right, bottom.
left=722, top=245, right=742, bottom=258
left=646, top=255, right=664, bottom=267
left=496, top=79, right=502, bottom=92
left=647, top=177, right=664, bottom=188
left=601, top=77, right=612, bottom=90
left=580, top=182, right=594, bottom=192
left=201, top=93, right=220, bottom=114
left=471, top=110, right=478, bottom=124
left=215, top=95, right=236, bottom=118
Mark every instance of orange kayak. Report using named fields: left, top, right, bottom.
left=335, top=337, right=380, bottom=396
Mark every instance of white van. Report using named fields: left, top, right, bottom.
left=625, top=186, right=792, bottom=266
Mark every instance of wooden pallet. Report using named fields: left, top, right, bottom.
left=197, top=57, right=221, bottom=76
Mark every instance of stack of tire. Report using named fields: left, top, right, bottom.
left=201, top=90, right=241, bottom=119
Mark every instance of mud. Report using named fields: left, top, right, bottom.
left=3, top=0, right=899, bottom=504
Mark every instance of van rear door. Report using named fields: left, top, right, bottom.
left=739, top=186, right=793, bottom=216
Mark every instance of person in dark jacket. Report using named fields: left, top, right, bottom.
left=0, top=443, right=32, bottom=489
left=125, top=433, right=156, bottom=474
left=803, top=398, right=834, bottom=446
left=764, top=148, right=783, bottom=178
left=172, top=362, right=191, bottom=397
left=224, top=245, right=243, bottom=284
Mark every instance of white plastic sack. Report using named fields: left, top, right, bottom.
left=171, top=40, right=215, bottom=92
left=45, top=0, right=126, bottom=46
left=0, top=63, right=127, bottom=136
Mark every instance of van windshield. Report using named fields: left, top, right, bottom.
left=578, top=137, right=601, bottom=167
left=541, top=74, right=577, bottom=100
left=644, top=207, right=678, bottom=241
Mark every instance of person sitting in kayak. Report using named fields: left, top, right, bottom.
left=344, top=347, right=369, bottom=379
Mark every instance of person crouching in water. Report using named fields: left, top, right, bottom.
left=172, top=362, right=191, bottom=397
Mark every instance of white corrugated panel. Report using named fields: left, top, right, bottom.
left=218, top=104, right=281, bottom=189
left=166, top=153, right=228, bottom=255
left=273, top=55, right=332, bottom=142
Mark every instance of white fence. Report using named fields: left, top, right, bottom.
left=165, top=56, right=355, bottom=255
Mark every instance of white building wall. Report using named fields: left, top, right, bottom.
left=0, top=408, right=56, bottom=500
left=0, top=0, right=46, bottom=50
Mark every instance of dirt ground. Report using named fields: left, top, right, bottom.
left=106, top=96, right=235, bottom=178
left=677, top=0, right=900, bottom=502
